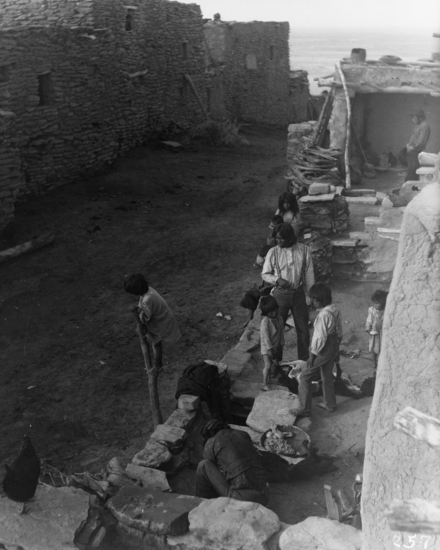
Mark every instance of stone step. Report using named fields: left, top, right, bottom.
left=230, top=380, right=286, bottom=406
left=344, top=188, right=376, bottom=196
left=345, top=196, right=378, bottom=205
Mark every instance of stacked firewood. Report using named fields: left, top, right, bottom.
left=300, top=195, right=350, bottom=235
left=286, top=146, right=342, bottom=195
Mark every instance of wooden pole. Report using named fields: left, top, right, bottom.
left=0, top=232, right=55, bottom=264
left=337, top=62, right=351, bottom=190
left=183, top=73, right=210, bottom=121
left=130, top=306, right=163, bottom=427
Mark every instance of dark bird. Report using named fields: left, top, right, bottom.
left=2, top=436, right=40, bottom=514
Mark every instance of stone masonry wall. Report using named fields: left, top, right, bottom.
left=0, top=0, right=94, bottom=27
left=0, top=0, right=207, bottom=233
left=361, top=182, right=440, bottom=549
left=205, top=21, right=290, bottom=126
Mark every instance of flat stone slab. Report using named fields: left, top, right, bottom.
left=279, top=516, right=362, bottom=550
left=177, top=394, right=200, bottom=411
left=0, top=484, right=89, bottom=550
left=132, top=440, right=172, bottom=468
left=188, top=497, right=281, bottom=550
left=246, top=390, right=300, bottom=432
left=164, top=408, right=197, bottom=430
left=125, top=464, right=171, bottom=492
left=230, top=380, right=286, bottom=406
left=220, top=348, right=253, bottom=378
left=234, top=322, right=260, bottom=352
left=150, top=424, right=187, bottom=451
left=106, top=486, right=204, bottom=536
left=346, top=196, right=378, bottom=204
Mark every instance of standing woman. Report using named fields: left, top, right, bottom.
left=262, top=223, right=315, bottom=361
left=275, top=192, right=302, bottom=237
left=296, top=283, right=342, bottom=416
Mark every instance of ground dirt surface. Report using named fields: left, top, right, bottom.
left=0, top=125, right=393, bottom=526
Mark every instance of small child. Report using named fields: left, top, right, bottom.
left=297, top=283, right=342, bottom=415
left=275, top=192, right=302, bottom=237
left=124, top=274, right=181, bottom=372
left=259, top=295, right=284, bottom=391
left=254, top=214, right=283, bottom=267
left=365, top=289, right=388, bottom=368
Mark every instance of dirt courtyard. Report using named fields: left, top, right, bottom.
left=0, top=125, right=392, bottom=525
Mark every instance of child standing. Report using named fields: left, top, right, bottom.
left=259, top=295, right=284, bottom=391
left=297, top=283, right=342, bottom=415
left=124, top=274, right=181, bottom=372
left=365, top=289, right=388, bottom=368
left=275, top=192, right=302, bottom=237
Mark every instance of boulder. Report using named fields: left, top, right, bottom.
left=150, top=424, right=187, bottom=452
left=132, top=440, right=172, bottom=468
left=165, top=408, right=197, bottom=430
left=177, top=394, right=200, bottom=411
left=0, top=484, right=89, bottom=550
left=106, top=486, right=204, bottom=536
left=279, top=516, right=362, bottom=550
left=246, top=390, right=301, bottom=432
left=125, top=464, right=171, bottom=491
left=188, top=497, right=281, bottom=550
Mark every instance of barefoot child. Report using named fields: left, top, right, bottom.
left=297, top=283, right=342, bottom=415
left=259, top=295, right=284, bottom=391
left=275, top=192, right=302, bottom=237
left=124, top=274, right=181, bottom=372
left=365, top=289, right=388, bottom=368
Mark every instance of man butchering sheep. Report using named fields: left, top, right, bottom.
left=195, top=420, right=269, bottom=505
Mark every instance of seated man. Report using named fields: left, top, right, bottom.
left=196, top=420, right=269, bottom=505
left=398, top=109, right=431, bottom=182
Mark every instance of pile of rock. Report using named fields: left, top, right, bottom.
left=302, top=231, right=333, bottom=283
left=299, top=192, right=350, bottom=235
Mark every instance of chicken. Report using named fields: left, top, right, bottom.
left=2, top=435, right=40, bottom=513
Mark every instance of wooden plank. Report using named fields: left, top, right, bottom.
left=394, top=406, right=440, bottom=448
left=0, top=232, right=55, bottom=264
left=386, top=499, right=440, bottom=534
left=324, top=484, right=341, bottom=521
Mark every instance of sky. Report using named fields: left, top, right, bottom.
left=178, top=0, right=440, bottom=29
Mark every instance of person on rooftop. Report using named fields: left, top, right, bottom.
left=399, top=109, right=431, bottom=182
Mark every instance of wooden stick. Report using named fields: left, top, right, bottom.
left=394, top=406, right=440, bottom=449
left=336, top=62, right=351, bottom=190
left=0, top=232, right=55, bottom=264
left=386, top=499, right=440, bottom=534
left=183, top=73, right=210, bottom=121
left=130, top=306, right=163, bottom=427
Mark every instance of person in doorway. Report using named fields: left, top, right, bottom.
left=296, top=283, right=342, bottom=416
left=262, top=223, right=315, bottom=361
left=398, top=109, right=431, bottom=181
left=365, top=289, right=388, bottom=369
left=259, top=295, right=284, bottom=391
left=195, top=420, right=269, bottom=505
left=124, top=273, right=181, bottom=372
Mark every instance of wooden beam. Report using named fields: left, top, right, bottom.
left=0, top=232, right=55, bottom=264
left=394, top=406, right=440, bottom=448
left=386, top=499, right=440, bottom=534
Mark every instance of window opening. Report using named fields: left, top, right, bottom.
left=182, top=42, right=188, bottom=60
left=0, top=65, right=10, bottom=83
left=38, top=73, right=54, bottom=106
left=270, top=46, right=274, bottom=60
left=125, top=11, right=133, bottom=31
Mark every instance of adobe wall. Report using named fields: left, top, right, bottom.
left=204, top=21, right=290, bottom=126
left=0, top=0, right=207, bottom=234
left=362, top=182, right=440, bottom=549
